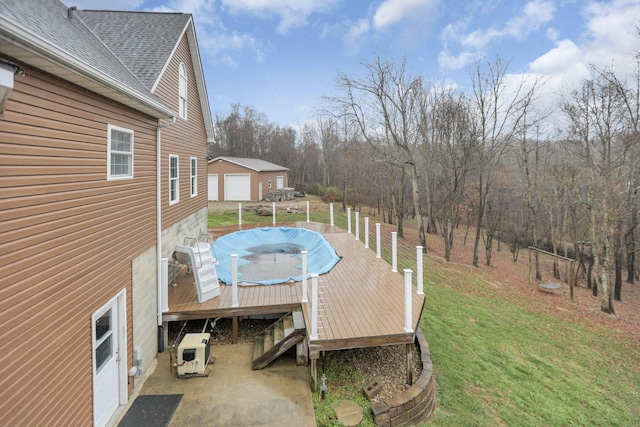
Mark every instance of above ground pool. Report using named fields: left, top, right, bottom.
left=212, top=227, right=341, bottom=285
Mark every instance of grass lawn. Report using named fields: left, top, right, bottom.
left=422, top=272, right=640, bottom=426
left=208, top=205, right=640, bottom=426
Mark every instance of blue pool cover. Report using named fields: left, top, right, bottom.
left=213, top=227, right=341, bottom=285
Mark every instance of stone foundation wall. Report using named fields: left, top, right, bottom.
left=371, top=329, right=436, bottom=426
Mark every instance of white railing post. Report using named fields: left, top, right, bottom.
left=364, top=217, right=369, bottom=249
left=310, top=274, right=319, bottom=340
left=347, top=208, right=352, bottom=234
left=306, top=201, right=310, bottom=222
left=272, top=201, right=276, bottom=226
left=355, top=211, right=360, bottom=241
left=330, top=203, right=334, bottom=226
left=238, top=203, right=242, bottom=227
left=404, top=269, right=413, bottom=333
left=231, top=254, right=238, bottom=307
left=416, top=246, right=424, bottom=295
left=301, top=250, right=308, bottom=303
left=391, top=232, right=398, bottom=272
left=376, top=223, right=381, bottom=258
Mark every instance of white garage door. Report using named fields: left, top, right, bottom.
left=208, top=174, right=218, bottom=201
left=225, top=174, right=251, bottom=201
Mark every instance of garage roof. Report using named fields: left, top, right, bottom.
left=209, top=156, right=288, bottom=172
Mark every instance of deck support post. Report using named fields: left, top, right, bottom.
left=272, top=202, right=276, bottom=226
left=330, top=203, right=334, bottom=226
left=376, top=223, right=381, bottom=258
left=231, top=254, right=238, bottom=308
left=310, top=354, right=318, bottom=391
left=364, top=217, right=369, bottom=248
left=392, top=232, right=398, bottom=272
left=347, top=208, right=351, bottom=233
left=306, top=201, right=310, bottom=222
left=301, top=250, right=308, bottom=303
left=416, top=246, right=424, bottom=295
left=238, top=203, right=242, bottom=229
left=355, top=211, right=360, bottom=241
left=310, top=274, right=319, bottom=340
left=406, top=343, right=413, bottom=385
left=404, top=269, right=413, bottom=333
left=232, top=316, right=238, bottom=344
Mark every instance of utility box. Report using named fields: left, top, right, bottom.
left=177, top=333, right=211, bottom=375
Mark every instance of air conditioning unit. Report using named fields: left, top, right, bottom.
left=177, top=333, right=211, bottom=375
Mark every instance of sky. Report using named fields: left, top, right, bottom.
left=62, top=0, right=640, bottom=129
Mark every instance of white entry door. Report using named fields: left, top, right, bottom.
left=259, top=181, right=263, bottom=201
left=93, top=292, right=126, bottom=427
left=276, top=175, right=284, bottom=189
left=208, top=174, right=218, bottom=201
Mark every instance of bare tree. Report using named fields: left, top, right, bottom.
left=469, top=56, right=541, bottom=267
left=330, top=55, right=426, bottom=245
left=562, top=69, right=631, bottom=314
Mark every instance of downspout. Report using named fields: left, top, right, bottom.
left=157, top=117, right=176, bottom=351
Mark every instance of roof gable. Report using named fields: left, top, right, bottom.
left=77, top=10, right=214, bottom=142
left=75, top=10, right=190, bottom=91
left=209, top=157, right=289, bottom=172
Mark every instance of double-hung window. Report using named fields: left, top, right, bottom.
left=107, top=125, right=133, bottom=180
left=169, top=155, right=179, bottom=205
left=179, top=63, right=187, bottom=119
left=190, top=157, right=197, bottom=197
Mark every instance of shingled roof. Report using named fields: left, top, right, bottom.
left=0, top=0, right=214, bottom=135
left=209, top=156, right=289, bottom=172
left=76, top=10, right=191, bottom=91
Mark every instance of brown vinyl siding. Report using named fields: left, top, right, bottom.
left=0, top=64, right=157, bottom=426
left=154, top=34, right=208, bottom=229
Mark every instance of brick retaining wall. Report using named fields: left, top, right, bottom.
left=371, top=329, right=436, bottom=426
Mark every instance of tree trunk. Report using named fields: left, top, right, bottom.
left=473, top=177, right=485, bottom=267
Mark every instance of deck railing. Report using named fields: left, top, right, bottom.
left=223, top=201, right=426, bottom=338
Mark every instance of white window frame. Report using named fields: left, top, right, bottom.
left=107, top=124, right=134, bottom=180
left=190, top=157, right=197, bottom=197
left=169, top=154, right=179, bottom=205
left=179, top=63, right=187, bottom=119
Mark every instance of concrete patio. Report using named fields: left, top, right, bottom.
left=122, top=343, right=316, bottom=427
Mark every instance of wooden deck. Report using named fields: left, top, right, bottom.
left=164, top=222, right=425, bottom=353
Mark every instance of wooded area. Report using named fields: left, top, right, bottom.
left=208, top=53, right=640, bottom=315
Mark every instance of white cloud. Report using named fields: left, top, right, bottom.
left=372, top=0, right=439, bottom=28
left=343, top=19, right=371, bottom=55
left=438, top=50, right=476, bottom=70
left=221, top=0, right=341, bottom=35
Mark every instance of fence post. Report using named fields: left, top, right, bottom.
left=416, top=246, right=424, bottom=295
left=301, top=251, right=308, bottom=303
left=231, top=254, right=238, bottom=307
left=310, top=274, right=319, bottom=340
left=355, top=211, right=360, bottom=241
left=376, top=223, right=381, bottom=258
left=364, top=217, right=369, bottom=249
left=330, top=203, right=334, bottom=226
left=392, top=232, right=398, bottom=272
left=272, top=201, right=276, bottom=226
left=238, top=203, right=242, bottom=228
left=306, top=201, right=310, bottom=222
left=347, top=208, right=351, bottom=234
left=404, top=269, right=413, bottom=333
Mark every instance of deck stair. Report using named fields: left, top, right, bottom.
left=174, top=234, right=220, bottom=303
left=252, top=308, right=306, bottom=370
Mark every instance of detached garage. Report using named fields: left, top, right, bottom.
left=207, top=156, right=289, bottom=201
